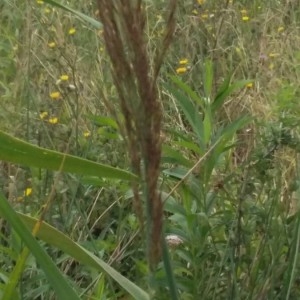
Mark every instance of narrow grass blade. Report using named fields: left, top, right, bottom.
left=203, top=59, right=213, bottom=98
left=212, top=79, right=252, bottom=114
left=168, top=76, right=204, bottom=110
left=0, top=192, right=80, bottom=300
left=0, top=131, right=135, bottom=181
left=42, top=0, right=102, bottom=29
left=164, top=84, right=205, bottom=149
left=162, top=237, right=179, bottom=300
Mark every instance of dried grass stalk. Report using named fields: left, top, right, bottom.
left=97, top=0, right=177, bottom=268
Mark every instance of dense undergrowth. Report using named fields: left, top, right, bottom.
left=1, top=0, right=300, bottom=299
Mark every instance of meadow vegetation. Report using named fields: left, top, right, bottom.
left=1, top=0, right=300, bottom=299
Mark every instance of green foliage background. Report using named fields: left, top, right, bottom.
left=1, top=0, right=300, bottom=299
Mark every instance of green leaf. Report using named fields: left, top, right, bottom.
left=219, top=115, right=252, bottom=142
left=4, top=212, right=150, bottom=300
left=175, top=140, right=203, bottom=155
left=164, top=84, right=205, bottom=149
left=87, top=115, right=119, bottom=130
left=203, top=59, right=213, bottom=99
left=42, top=0, right=102, bottom=29
left=0, top=192, right=80, bottom=300
left=203, top=105, right=212, bottom=145
left=0, top=131, right=135, bottom=181
left=168, top=76, right=204, bottom=110
left=212, top=79, right=252, bottom=114
left=162, top=145, right=193, bottom=167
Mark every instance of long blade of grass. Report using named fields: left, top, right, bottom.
left=162, top=236, right=179, bottom=300
left=2, top=211, right=150, bottom=300
left=164, top=84, right=205, bottom=149
left=168, top=76, right=205, bottom=110
left=42, top=0, right=102, bottom=29
left=203, top=59, right=213, bottom=98
left=0, top=131, right=135, bottom=181
left=212, top=79, right=252, bottom=114
left=0, top=192, right=80, bottom=300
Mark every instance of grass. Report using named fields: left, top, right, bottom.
left=1, top=0, right=300, bottom=299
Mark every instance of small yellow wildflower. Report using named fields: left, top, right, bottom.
left=48, top=117, right=58, bottom=124
left=197, top=0, right=205, bottom=5
left=60, top=75, right=69, bottom=81
left=201, top=14, right=209, bottom=20
left=50, top=91, right=61, bottom=100
left=277, top=26, right=284, bottom=33
left=240, top=9, right=247, bottom=15
left=48, top=42, right=56, bottom=48
left=36, top=0, right=44, bottom=4
left=268, top=63, right=274, bottom=70
left=246, top=82, right=253, bottom=89
left=83, top=131, right=91, bottom=137
left=176, top=67, right=187, bottom=75
left=68, top=28, right=76, bottom=35
left=179, top=59, right=189, bottom=65
left=40, top=111, right=48, bottom=120
left=24, top=188, right=32, bottom=197
left=269, top=53, right=280, bottom=58
left=44, top=8, right=51, bottom=14
left=242, top=16, right=250, bottom=21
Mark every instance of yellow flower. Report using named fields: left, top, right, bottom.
left=40, top=111, right=48, bottom=120
left=277, top=26, right=284, bottom=33
left=179, top=59, right=189, bottom=65
left=197, top=0, right=205, bottom=5
left=60, top=74, right=69, bottom=81
left=242, top=16, right=250, bottom=21
left=176, top=67, right=187, bottom=75
left=36, top=0, right=44, bottom=4
left=246, top=82, right=253, bottom=89
left=201, top=14, right=209, bottom=20
left=24, top=188, right=32, bottom=197
left=240, top=9, right=247, bottom=15
left=48, top=41, right=56, bottom=48
left=68, top=28, right=76, bottom=35
left=269, top=53, right=280, bottom=58
left=50, top=91, right=61, bottom=100
left=44, top=8, right=51, bottom=14
left=83, top=131, right=91, bottom=137
left=48, top=117, right=58, bottom=124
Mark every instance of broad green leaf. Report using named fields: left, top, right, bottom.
left=219, top=115, right=252, bottom=142
left=169, top=76, right=204, bottom=110
left=203, top=59, right=213, bottom=99
left=162, top=238, right=179, bottom=300
left=203, top=115, right=251, bottom=185
left=4, top=212, right=150, bottom=300
left=42, top=0, right=102, bottom=29
left=0, top=131, right=135, bottom=181
left=175, top=140, right=203, bottom=155
left=87, top=115, right=119, bottom=130
left=162, top=145, right=193, bottom=167
left=203, top=106, right=212, bottom=145
left=163, top=167, right=190, bottom=180
left=212, top=79, right=252, bottom=114
left=164, top=84, right=205, bottom=149
left=0, top=192, right=80, bottom=300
